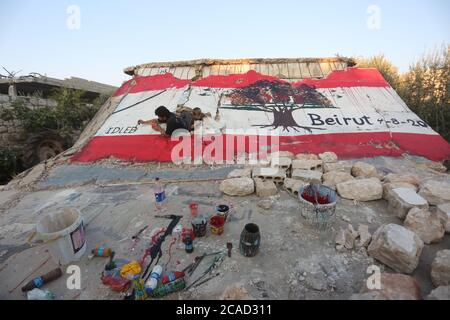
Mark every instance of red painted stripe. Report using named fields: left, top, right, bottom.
left=71, top=132, right=450, bottom=163
left=112, top=68, right=390, bottom=96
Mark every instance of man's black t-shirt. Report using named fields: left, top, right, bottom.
left=165, top=112, right=190, bottom=135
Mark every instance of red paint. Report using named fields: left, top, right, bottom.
left=71, top=132, right=450, bottom=163
left=113, top=68, right=390, bottom=97
left=113, top=73, right=191, bottom=96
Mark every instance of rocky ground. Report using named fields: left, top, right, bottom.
left=0, top=152, right=449, bottom=300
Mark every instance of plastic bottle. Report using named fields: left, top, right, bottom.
left=153, top=177, right=166, bottom=210
left=184, top=234, right=194, bottom=253
left=144, top=265, right=162, bottom=294
left=152, top=277, right=186, bottom=298
left=91, top=247, right=113, bottom=257
left=27, top=288, right=55, bottom=300
left=161, top=271, right=185, bottom=285
left=21, top=268, right=63, bottom=292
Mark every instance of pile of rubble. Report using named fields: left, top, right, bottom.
left=218, top=150, right=450, bottom=300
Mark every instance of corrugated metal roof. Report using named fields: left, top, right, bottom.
left=124, top=57, right=355, bottom=82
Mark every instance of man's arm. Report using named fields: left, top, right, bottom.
left=137, top=119, right=169, bottom=136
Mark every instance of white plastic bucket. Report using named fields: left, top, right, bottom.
left=36, top=207, right=86, bottom=265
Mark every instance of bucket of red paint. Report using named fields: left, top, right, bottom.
left=299, top=183, right=337, bottom=231
left=210, top=215, right=225, bottom=235
left=189, top=203, right=199, bottom=218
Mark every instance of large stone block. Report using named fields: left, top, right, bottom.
left=431, top=250, right=450, bottom=287
left=318, top=151, right=338, bottom=163
left=382, top=182, right=417, bottom=200
left=383, top=173, right=420, bottom=187
left=404, top=208, right=445, bottom=244
left=291, top=169, right=322, bottom=183
left=220, top=177, right=255, bottom=196
left=436, top=203, right=450, bottom=233
left=387, top=187, right=428, bottom=219
left=323, top=161, right=353, bottom=173
left=322, top=171, right=354, bottom=189
left=295, top=153, right=319, bottom=160
left=336, top=178, right=382, bottom=201
left=351, top=162, right=379, bottom=179
left=254, top=178, right=278, bottom=197
left=419, top=180, right=450, bottom=205
left=367, top=224, right=424, bottom=274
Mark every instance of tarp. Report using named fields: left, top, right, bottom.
left=71, top=68, right=450, bottom=163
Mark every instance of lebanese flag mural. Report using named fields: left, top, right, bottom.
left=71, top=68, right=450, bottom=162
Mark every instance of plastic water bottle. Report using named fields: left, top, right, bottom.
left=153, top=177, right=166, bottom=210
left=144, top=265, right=162, bottom=294
left=27, top=288, right=55, bottom=300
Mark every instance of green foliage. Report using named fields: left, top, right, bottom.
left=356, top=53, right=401, bottom=91
left=0, top=88, right=107, bottom=141
left=0, top=146, right=24, bottom=184
left=356, top=45, right=450, bottom=142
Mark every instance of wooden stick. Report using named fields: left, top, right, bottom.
left=8, top=256, right=52, bottom=294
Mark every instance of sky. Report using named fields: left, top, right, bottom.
left=0, top=0, right=448, bottom=87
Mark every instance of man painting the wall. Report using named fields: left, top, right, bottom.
left=137, top=106, right=192, bottom=137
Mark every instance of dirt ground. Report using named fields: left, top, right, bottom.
left=0, top=155, right=448, bottom=300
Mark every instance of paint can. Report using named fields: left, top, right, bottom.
left=239, top=223, right=260, bottom=257
left=210, top=215, right=225, bottom=235
left=215, top=205, right=229, bottom=222
left=191, top=217, right=207, bottom=237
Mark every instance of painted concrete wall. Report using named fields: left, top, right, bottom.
left=72, top=68, right=450, bottom=162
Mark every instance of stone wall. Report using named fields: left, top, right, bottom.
left=0, top=94, right=57, bottom=147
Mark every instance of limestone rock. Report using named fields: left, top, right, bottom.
left=323, top=161, right=353, bottom=173
left=418, top=180, right=450, bottom=205
left=404, top=208, right=445, bottom=244
left=386, top=187, right=429, bottom=220
left=283, top=178, right=307, bottom=197
left=431, top=250, right=450, bottom=287
left=291, top=159, right=323, bottom=171
left=367, top=224, right=424, bottom=274
left=426, top=286, right=450, bottom=300
left=383, top=173, right=420, bottom=187
left=351, top=162, right=379, bottom=179
left=335, top=224, right=358, bottom=250
left=318, top=152, right=338, bottom=163
left=322, top=171, right=354, bottom=189
left=359, top=273, right=421, bottom=300
left=356, top=224, right=372, bottom=248
left=336, top=178, right=382, bottom=202
left=220, top=178, right=254, bottom=196
left=291, top=169, right=322, bottom=183
left=382, top=182, right=417, bottom=200
left=436, top=203, right=450, bottom=233
left=254, top=178, right=278, bottom=197
left=295, top=153, right=318, bottom=160
left=257, top=199, right=273, bottom=210
left=227, top=168, right=252, bottom=178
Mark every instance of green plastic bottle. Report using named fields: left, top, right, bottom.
left=151, top=277, right=185, bottom=298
